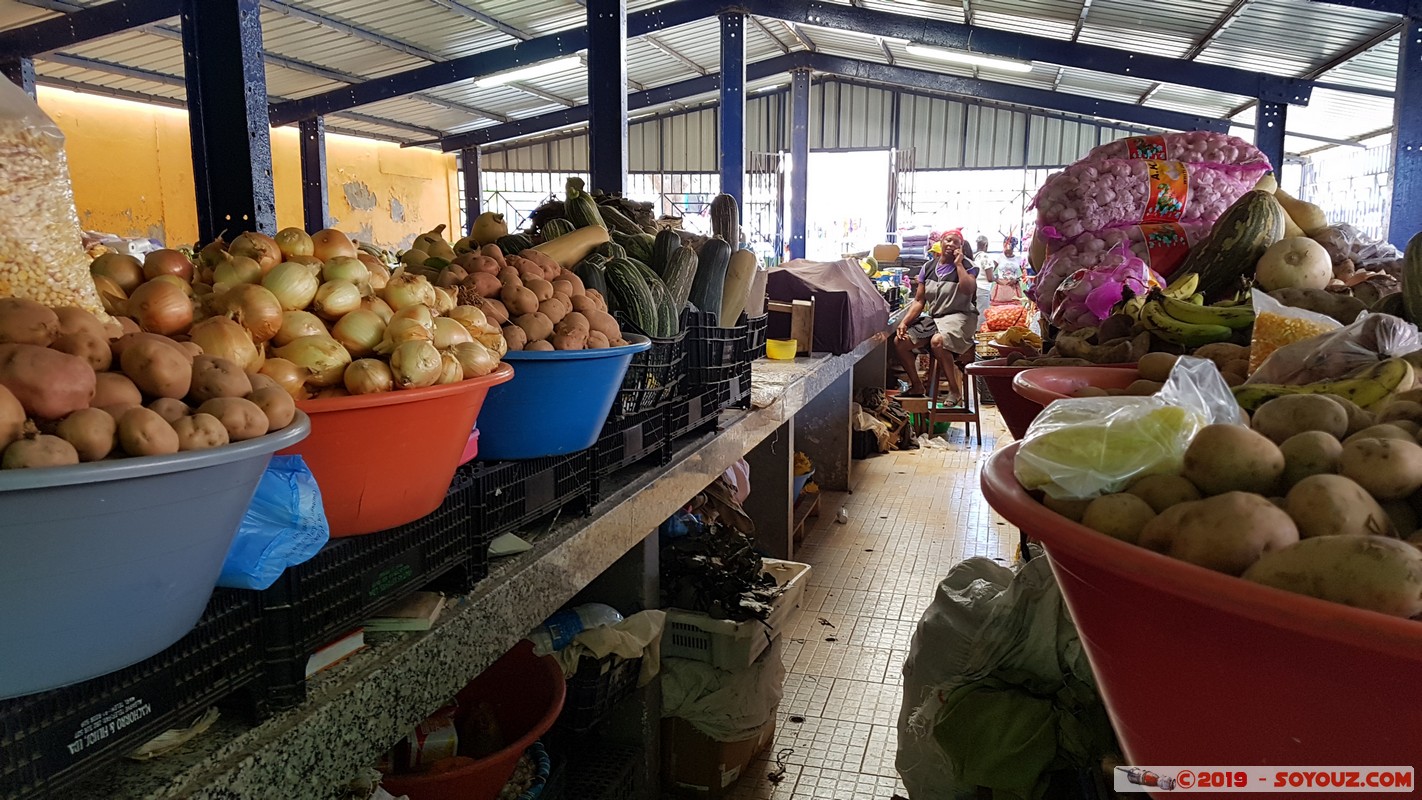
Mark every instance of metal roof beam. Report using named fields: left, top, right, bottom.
left=789, top=22, right=817, bottom=52
left=260, top=0, right=441, bottom=62
left=0, top=0, right=181, bottom=58
left=748, top=16, right=790, bottom=53
left=508, top=82, right=574, bottom=106
left=1184, top=0, right=1252, bottom=60
left=424, top=0, right=530, bottom=41
left=739, top=0, right=1315, bottom=104
left=1070, top=0, right=1092, bottom=41
left=879, top=37, right=895, bottom=65
left=269, top=2, right=712, bottom=125
left=645, top=33, right=709, bottom=75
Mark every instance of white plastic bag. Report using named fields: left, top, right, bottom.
left=1014, top=356, right=1243, bottom=499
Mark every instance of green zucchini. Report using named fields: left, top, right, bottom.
left=651, top=229, right=682, bottom=274
left=721, top=248, right=758, bottom=327
left=496, top=234, right=533, bottom=255
left=710, top=194, right=740, bottom=246
left=574, top=256, right=609, bottom=298
left=691, top=239, right=733, bottom=316
left=662, top=246, right=698, bottom=317
left=565, top=178, right=604, bottom=229
left=594, top=242, right=627, bottom=261
left=1404, top=231, right=1422, bottom=325
left=647, top=279, right=678, bottom=337
left=605, top=257, right=660, bottom=335
left=1175, top=190, right=1285, bottom=302
left=598, top=204, right=643, bottom=236
left=613, top=230, right=657, bottom=264
left=540, top=218, right=575, bottom=240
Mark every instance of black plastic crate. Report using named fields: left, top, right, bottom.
left=727, top=361, right=752, bottom=411
left=685, top=309, right=749, bottom=390
left=744, top=314, right=768, bottom=361
left=612, top=316, right=687, bottom=418
left=666, top=387, right=721, bottom=441
left=1, top=589, right=263, bottom=800
left=466, top=450, right=592, bottom=538
left=258, top=471, right=477, bottom=709
left=559, top=655, right=643, bottom=735
left=562, top=744, right=641, bottom=800
left=591, top=408, right=667, bottom=504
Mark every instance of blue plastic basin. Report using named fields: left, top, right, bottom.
left=0, top=413, right=311, bottom=698
left=477, top=336, right=651, bottom=460
left=793, top=469, right=815, bottom=501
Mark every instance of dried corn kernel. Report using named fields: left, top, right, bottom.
left=1249, top=312, right=1334, bottom=374
left=0, top=81, right=110, bottom=320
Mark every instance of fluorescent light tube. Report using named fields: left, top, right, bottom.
left=475, top=56, right=582, bottom=88
left=904, top=44, right=1033, bottom=73
left=755, top=83, right=788, bottom=94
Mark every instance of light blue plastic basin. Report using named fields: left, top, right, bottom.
left=0, top=413, right=310, bottom=698
left=477, top=336, right=651, bottom=460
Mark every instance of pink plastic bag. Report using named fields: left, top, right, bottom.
left=1049, top=248, right=1164, bottom=332
left=1034, top=158, right=1270, bottom=241
left=1031, top=222, right=1210, bottom=314
left=1085, top=132, right=1271, bottom=169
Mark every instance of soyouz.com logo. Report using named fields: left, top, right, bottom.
left=1114, top=766, right=1414, bottom=792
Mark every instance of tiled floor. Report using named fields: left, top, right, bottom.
left=725, top=410, right=1019, bottom=799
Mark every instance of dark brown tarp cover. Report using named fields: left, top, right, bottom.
left=766, top=258, right=889, bottom=354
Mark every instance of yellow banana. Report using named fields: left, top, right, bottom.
left=1163, top=272, right=1199, bottom=299
left=1140, top=298, right=1234, bottom=346
left=1156, top=293, right=1255, bottom=330
left=1233, top=359, right=1415, bottom=412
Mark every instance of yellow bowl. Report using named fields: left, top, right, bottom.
left=767, top=339, right=797, bottom=360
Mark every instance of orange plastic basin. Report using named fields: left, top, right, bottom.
left=966, top=359, right=1134, bottom=440
left=981, top=444, right=1422, bottom=767
left=280, top=363, right=513, bottom=537
left=1012, top=365, right=1140, bottom=408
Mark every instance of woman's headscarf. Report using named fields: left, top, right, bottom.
left=927, top=230, right=969, bottom=280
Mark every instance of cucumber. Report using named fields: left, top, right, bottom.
left=690, top=238, right=733, bottom=315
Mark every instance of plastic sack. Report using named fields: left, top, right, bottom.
left=218, top=455, right=329, bottom=590
left=1313, top=223, right=1405, bottom=278
left=1014, top=356, right=1244, bottom=499
left=1034, top=158, right=1269, bottom=241
left=0, top=78, right=110, bottom=319
left=662, top=638, right=785, bottom=742
left=1048, top=246, right=1163, bottom=332
left=1248, top=311, right=1420, bottom=386
left=1085, top=132, right=1271, bottom=168
left=1248, top=290, right=1342, bottom=375
left=1031, top=222, right=1210, bottom=313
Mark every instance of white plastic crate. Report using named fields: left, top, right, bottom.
left=662, top=559, right=811, bottom=670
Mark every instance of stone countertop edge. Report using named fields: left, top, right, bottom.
left=76, top=337, right=881, bottom=800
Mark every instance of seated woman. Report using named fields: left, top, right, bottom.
left=893, top=230, right=977, bottom=404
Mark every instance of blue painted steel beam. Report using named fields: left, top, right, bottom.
left=1391, top=11, right=1422, bottom=248
left=720, top=12, right=747, bottom=211
left=741, top=0, right=1315, bottom=104
left=300, top=118, right=329, bottom=232
left=181, top=0, right=276, bottom=240
left=788, top=68, right=810, bottom=260
left=462, top=147, right=481, bottom=231
left=268, top=2, right=715, bottom=125
left=438, top=53, right=803, bottom=150
left=1311, top=0, right=1409, bottom=12
left=1254, top=102, right=1287, bottom=174
left=2, top=57, right=35, bottom=96
left=587, top=0, right=628, bottom=194
left=0, top=0, right=181, bottom=58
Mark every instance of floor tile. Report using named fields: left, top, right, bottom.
left=823, top=679, right=904, bottom=727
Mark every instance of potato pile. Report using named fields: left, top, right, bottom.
left=1064, top=344, right=1253, bottom=400
left=1050, top=390, right=1422, bottom=619
left=0, top=299, right=300, bottom=469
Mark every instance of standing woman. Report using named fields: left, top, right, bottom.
left=893, top=230, right=978, bottom=404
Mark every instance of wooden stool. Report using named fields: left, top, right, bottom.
left=926, top=350, right=982, bottom=446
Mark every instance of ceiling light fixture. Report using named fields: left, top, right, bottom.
left=904, top=44, right=1034, bottom=73
left=755, top=83, right=788, bottom=94
left=475, top=56, right=582, bottom=88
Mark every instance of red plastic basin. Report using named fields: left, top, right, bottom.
left=1012, top=365, right=1140, bottom=409
left=966, top=360, right=1134, bottom=440
left=382, top=641, right=566, bottom=800
left=281, top=363, right=513, bottom=537
left=459, top=429, right=480, bottom=466
left=981, top=443, right=1422, bottom=768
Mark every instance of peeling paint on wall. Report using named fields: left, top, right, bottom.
left=343, top=181, right=378, bottom=211
left=390, top=196, right=405, bottom=223
left=355, top=223, right=376, bottom=248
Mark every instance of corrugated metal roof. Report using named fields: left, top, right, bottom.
left=0, top=0, right=1408, bottom=156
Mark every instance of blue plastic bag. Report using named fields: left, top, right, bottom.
left=219, top=455, right=329, bottom=590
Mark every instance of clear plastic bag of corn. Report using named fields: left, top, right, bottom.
left=1248, top=289, right=1340, bottom=375
left=0, top=78, right=109, bottom=320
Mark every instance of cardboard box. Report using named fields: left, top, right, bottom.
left=662, top=713, right=777, bottom=797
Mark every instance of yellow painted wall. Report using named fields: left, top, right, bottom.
left=36, top=87, right=460, bottom=251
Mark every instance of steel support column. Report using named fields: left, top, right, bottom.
left=1392, top=8, right=1422, bottom=249
left=788, top=68, right=810, bottom=260
left=719, top=12, right=746, bottom=209
left=1, top=57, right=34, bottom=96
left=299, top=117, right=328, bottom=232
left=1254, top=101, right=1287, bottom=175
left=462, top=146, right=482, bottom=232
left=586, top=0, right=627, bottom=194
left=181, top=0, right=276, bottom=241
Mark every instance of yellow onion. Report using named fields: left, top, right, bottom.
left=366, top=260, right=391, bottom=291
left=390, top=303, right=435, bottom=332
left=275, top=227, right=314, bottom=260
left=260, top=357, right=307, bottom=400
left=193, top=282, right=215, bottom=296
left=344, top=358, right=394, bottom=395
left=263, top=262, right=321, bottom=311
left=150, top=274, right=195, bottom=295
left=331, top=309, right=386, bottom=358
left=275, top=310, right=328, bottom=347
left=143, top=248, right=195, bottom=282
left=91, top=253, right=145, bottom=293
left=214, top=255, right=263, bottom=286
left=322, top=257, right=370, bottom=287
left=447, top=305, right=495, bottom=336
left=311, top=386, right=350, bottom=399
left=436, top=351, right=464, bottom=385
left=433, top=317, right=473, bottom=349
left=389, top=340, right=441, bottom=389
left=312, top=228, right=357, bottom=262
left=290, top=255, right=322, bottom=268
left=216, top=284, right=283, bottom=343
left=127, top=279, right=194, bottom=335
left=190, top=316, right=263, bottom=374
left=450, top=340, right=499, bottom=378
left=230, top=231, right=281, bottom=271
left=381, top=271, right=437, bottom=310
left=375, top=317, right=434, bottom=354
left=360, top=296, right=394, bottom=323
left=476, top=329, right=508, bottom=358
left=197, top=235, right=229, bottom=269
left=274, top=335, right=352, bottom=388
left=313, top=280, right=362, bottom=320
left=93, top=275, right=128, bottom=317
left=433, top=286, right=457, bottom=315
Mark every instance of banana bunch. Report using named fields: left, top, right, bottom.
left=1131, top=276, right=1255, bottom=347
left=995, top=325, right=1042, bottom=349
left=356, top=241, right=395, bottom=265
left=1233, top=358, right=1414, bottom=412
